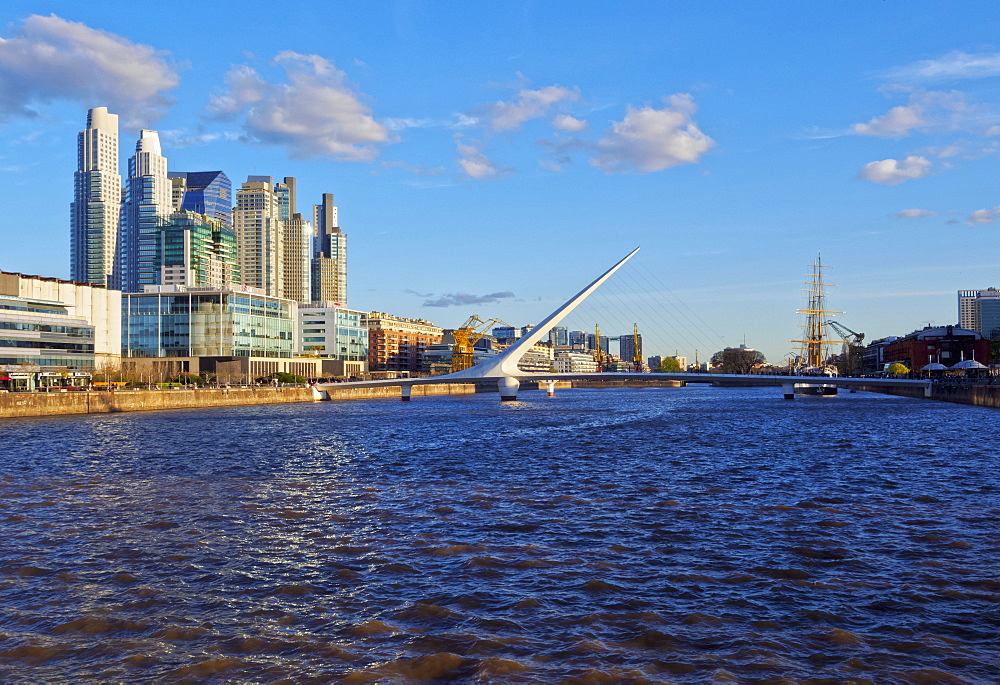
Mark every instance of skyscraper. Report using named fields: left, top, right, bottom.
left=118, top=130, right=172, bottom=292
left=168, top=171, right=232, bottom=228
left=233, top=176, right=283, bottom=297
left=282, top=213, right=312, bottom=303
left=70, top=107, right=121, bottom=286
left=620, top=333, right=643, bottom=364
left=311, top=193, right=347, bottom=306
left=159, top=211, right=239, bottom=288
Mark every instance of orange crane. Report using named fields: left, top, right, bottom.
left=451, top=316, right=509, bottom=373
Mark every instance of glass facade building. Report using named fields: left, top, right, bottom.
left=0, top=294, right=95, bottom=369
left=298, top=306, right=368, bottom=361
left=168, top=171, right=232, bottom=228
left=123, top=288, right=296, bottom=358
left=118, top=130, right=173, bottom=292
left=160, top=212, right=240, bottom=288
left=70, top=107, right=121, bottom=286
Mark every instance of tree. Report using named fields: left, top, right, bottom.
left=273, top=372, right=307, bottom=384
left=710, top=347, right=767, bottom=374
left=656, top=357, right=682, bottom=372
left=886, top=363, right=910, bottom=377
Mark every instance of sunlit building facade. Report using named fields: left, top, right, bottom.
left=70, top=107, right=121, bottom=286
left=118, top=130, right=173, bottom=292
left=122, top=286, right=296, bottom=359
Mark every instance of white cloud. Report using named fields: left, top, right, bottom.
left=986, top=125, right=1000, bottom=137
left=858, top=156, right=931, bottom=185
left=552, top=114, right=587, bottom=132
left=894, top=208, right=938, bottom=219
left=0, top=14, right=179, bottom=126
left=455, top=138, right=509, bottom=179
left=207, top=51, right=389, bottom=161
left=851, top=89, right=976, bottom=139
left=476, top=84, right=580, bottom=131
left=853, top=105, right=924, bottom=138
left=885, top=51, right=1000, bottom=83
left=590, top=94, right=714, bottom=174
left=966, top=206, right=1000, bottom=225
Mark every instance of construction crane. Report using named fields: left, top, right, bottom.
left=451, top=316, right=509, bottom=373
left=632, top=323, right=643, bottom=372
left=594, top=323, right=605, bottom=372
left=827, top=320, right=864, bottom=376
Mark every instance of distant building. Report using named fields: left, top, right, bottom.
left=159, top=211, right=239, bottom=289
left=298, top=305, right=368, bottom=377
left=568, top=330, right=587, bottom=347
left=492, top=326, right=520, bottom=344
left=118, top=130, right=173, bottom=292
left=282, top=213, right=313, bottom=303
left=586, top=334, right=610, bottom=355
left=875, top=325, right=990, bottom=371
left=168, top=171, right=232, bottom=228
left=1, top=271, right=121, bottom=389
left=549, top=326, right=568, bottom=346
left=619, top=333, right=643, bottom=365
left=554, top=350, right=597, bottom=373
left=311, top=193, right=347, bottom=307
left=234, top=176, right=284, bottom=297
left=364, top=312, right=442, bottom=377
left=71, top=107, right=121, bottom=287
left=647, top=355, right=662, bottom=370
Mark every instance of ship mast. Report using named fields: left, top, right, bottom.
left=791, top=253, right=842, bottom=369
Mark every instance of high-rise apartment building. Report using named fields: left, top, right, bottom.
left=283, top=213, right=313, bottom=302
left=233, top=176, right=284, bottom=297
left=958, top=288, right=1000, bottom=336
left=311, top=193, right=347, bottom=306
left=118, top=130, right=172, bottom=292
left=549, top=326, right=568, bottom=346
left=168, top=171, right=232, bottom=228
left=620, top=333, right=643, bottom=363
left=275, top=177, right=297, bottom=221
left=70, top=107, right=121, bottom=286
left=160, top=211, right=239, bottom=288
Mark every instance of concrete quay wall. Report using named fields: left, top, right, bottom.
left=570, top=379, right=684, bottom=389
left=0, top=383, right=475, bottom=419
left=853, top=382, right=1000, bottom=408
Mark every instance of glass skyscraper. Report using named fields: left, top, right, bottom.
left=168, top=171, right=232, bottom=228
left=117, top=130, right=173, bottom=293
left=70, top=107, right=121, bottom=286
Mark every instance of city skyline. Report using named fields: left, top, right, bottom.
left=2, top=2, right=1000, bottom=362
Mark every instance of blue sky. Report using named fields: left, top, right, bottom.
left=2, top=1, right=1000, bottom=363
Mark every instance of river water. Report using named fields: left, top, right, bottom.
left=1, top=386, right=998, bottom=682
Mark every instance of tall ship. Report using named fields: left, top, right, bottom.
left=790, top=254, right=842, bottom=395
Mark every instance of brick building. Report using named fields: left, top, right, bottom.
left=880, top=325, right=990, bottom=371
left=364, top=312, right=442, bottom=377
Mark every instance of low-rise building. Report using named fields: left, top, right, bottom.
left=121, top=284, right=317, bottom=381
left=554, top=350, right=598, bottom=373
left=365, top=312, right=442, bottom=377
left=298, top=303, right=368, bottom=378
left=1, top=271, right=120, bottom=390
left=877, top=325, right=990, bottom=371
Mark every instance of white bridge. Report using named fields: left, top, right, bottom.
left=317, top=248, right=932, bottom=401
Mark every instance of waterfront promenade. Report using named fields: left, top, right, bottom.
left=3, top=375, right=1000, bottom=419
left=0, top=384, right=475, bottom=419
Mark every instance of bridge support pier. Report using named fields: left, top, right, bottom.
left=782, top=383, right=794, bottom=400
left=401, top=385, right=412, bottom=402
left=498, top=376, right=520, bottom=401
left=545, top=380, right=556, bottom=397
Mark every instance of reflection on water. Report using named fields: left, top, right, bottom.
left=1, top=387, right=999, bottom=681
